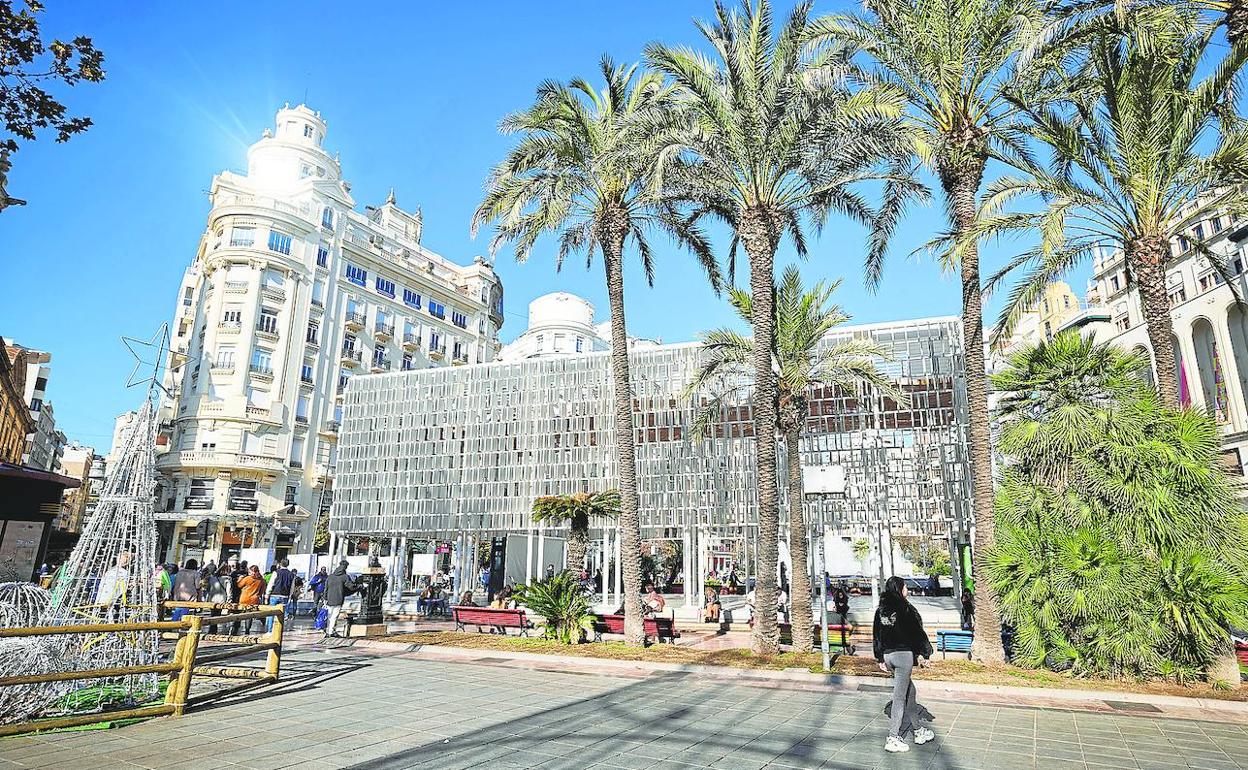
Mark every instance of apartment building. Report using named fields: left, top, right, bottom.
left=155, top=104, right=505, bottom=564
left=1079, top=202, right=1248, bottom=476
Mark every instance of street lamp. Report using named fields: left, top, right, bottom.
left=803, top=464, right=846, bottom=672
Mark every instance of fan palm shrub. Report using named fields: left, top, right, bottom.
left=647, top=0, right=918, bottom=654
left=987, top=331, right=1248, bottom=684
left=812, top=0, right=1049, bottom=663
left=531, top=491, right=621, bottom=574
left=474, top=59, right=719, bottom=648
left=515, top=571, right=596, bottom=645
left=684, top=266, right=901, bottom=651
left=982, top=13, right=1248, bottom=407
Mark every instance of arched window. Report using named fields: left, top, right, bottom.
left=322, top=207, right=334, bottom=230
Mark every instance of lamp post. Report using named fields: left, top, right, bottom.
left=804, top=464, right=846, bottom=672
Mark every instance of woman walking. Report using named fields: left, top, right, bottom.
left=873, top=576, right=935, bottom=753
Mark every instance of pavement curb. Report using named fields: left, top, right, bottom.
left=287, top=632, right=1248, bottom=722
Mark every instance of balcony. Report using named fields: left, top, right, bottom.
left=300, top=372, right=314, bottom=385
left=246, top=404, right=276, bottom=422
left=256, top=317, right=279, bottom=341
left=261, top=283, right=286, bottom=302
left=305, top=332, right=320, bottom=349
left=345, top=312, right=365, bottom=331
left=249, top=362, right=274, bottom=381
left=340, top=347, right=363, bottom=368
left=374, top=323, right=394, bottom=342
left=453, top=353, right=469, bottom=365
left=224, top=280, right=248, bottom=294
left=211, top=362, right=236, bottom=375
left=428, top=345, right=446, bottom=361
left=217, top=320, right=242, bottom=336
left=295, top=414, right=308, bottom=425
left=371, top=357, right=391, bottom=373
left=156, top=449, right=284, bottom=474
left=402, top=333, right=421, bottom=351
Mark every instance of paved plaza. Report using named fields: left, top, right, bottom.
left=1, top=648, right=1246, bottom=770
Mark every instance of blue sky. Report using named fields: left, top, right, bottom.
left=0, top=1, right=1078, bottom=452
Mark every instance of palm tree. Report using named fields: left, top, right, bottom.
left=1036, top=1, right=1248, bottom=50
left=982, top=18, right=1248, bottom=409
left=531, top=491, right=622, bottom=573
left=813, top=0, right=1048, bottom=664
left=647, top=0, right=918, bottom=655
left=473, top=59, right=719, bottom=647
left=684, top=266, right=902, bottom=652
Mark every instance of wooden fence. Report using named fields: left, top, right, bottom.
left=0, top=601, right=286, bottom=737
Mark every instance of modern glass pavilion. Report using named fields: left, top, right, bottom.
left=332, top=315, right=973, bottom=607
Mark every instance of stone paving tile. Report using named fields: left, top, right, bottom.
left=1, top=650, right=1246, bottom=770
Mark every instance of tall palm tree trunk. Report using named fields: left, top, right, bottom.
left=939, top=152, right=1005, bottom=665
left=740, top=208, right=782, bottom=656
left=601, top=218, right=647, bottom=647
left=1130, top=237, right=1181, bottom=408
left=785, top=424, right=814, bottom=652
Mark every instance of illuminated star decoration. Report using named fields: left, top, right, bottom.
left=121, top=323, right=181, bottom=397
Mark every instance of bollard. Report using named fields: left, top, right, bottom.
left=266, top=608, right=283, bottom=681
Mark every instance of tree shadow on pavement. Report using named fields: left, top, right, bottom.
left=342, top=670, right=972, bottom=770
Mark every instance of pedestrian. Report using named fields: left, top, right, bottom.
left=230, top=559, right=248, bottom=609
left=204, top=564, right=230, bottom=613
left=833, top=585, right=850, bottom=625
left=232, top=565, right=266, bottom=635
left=960, top=589, right=975, bottom=632
left=874, top=575, right=935, bottom=753
left=323, top=559, right=358, bottom=637
left=266, top=559, right=296, bottom=631
left=290, top=570, right=305, bottom=616
left=96, top=551, right=133, bottom=621
left=310, top=566, right=329, bottom=614
left=776, top=585, right=790, bottom=624
left=264, top=564, right=277, bottom=585
left=544, top=563, right=555, bottom=580
left=456, top=590, right=476, bottom=607
left=172, top=559, right=200, bottom=602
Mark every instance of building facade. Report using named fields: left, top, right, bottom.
left=334, top=316, right=972, bottom=606
left=155, top=104, right=505, bottom=564
left=2, top=342, right=65, bottom=472
left=0, top=339, right=34, bottom=465
left=56, top=443, right=95, bottom=534
left=1081, top=203, right=1248, bottom=476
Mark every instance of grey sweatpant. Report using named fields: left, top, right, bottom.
left=883, top=650, right=917, bottom=739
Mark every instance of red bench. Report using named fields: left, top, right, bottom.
left=452, top=606, right=532, bottom=636
left=1236, top=642, right=1247, bottom=666
left=591, top=614, right=681, bottom=645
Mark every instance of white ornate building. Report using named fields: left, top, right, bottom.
left=498, top=291, right=660, bottom=361
left=1078, top=202, right=1248, bottom=477
left=155, top=104, right=505, bottom=563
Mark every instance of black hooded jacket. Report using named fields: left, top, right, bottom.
left=873, top=590, right=933, bottom=662
left=324, top=565, right=358, bottom=607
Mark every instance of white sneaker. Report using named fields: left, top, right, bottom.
left=914, top=727, right=935, bottom=745
left=884, top=736, right=910, bottom=753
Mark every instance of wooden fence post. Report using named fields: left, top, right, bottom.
left=266, top=609, right=284, bottom=681
left=170, top=614, right=202, bottom=716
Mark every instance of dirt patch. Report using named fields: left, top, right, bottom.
left=379, top=630, right=1248, bottom=702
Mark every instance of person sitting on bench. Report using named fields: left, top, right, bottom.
left=704, top=588, right=722, bottom=623
left=644, top=584, right=665, bottom=615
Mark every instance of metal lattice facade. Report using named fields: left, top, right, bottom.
left=333, top=316, right=972, bottom=543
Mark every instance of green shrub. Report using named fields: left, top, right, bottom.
left=986, top=332, right=1248, bottom=680
left=515, top=571, right=596, bottom=645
